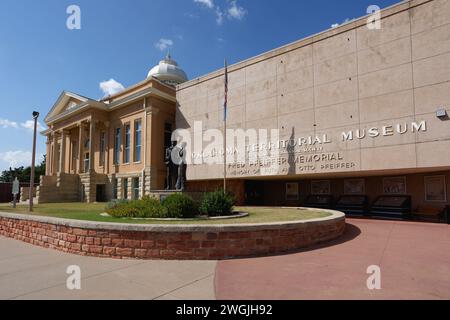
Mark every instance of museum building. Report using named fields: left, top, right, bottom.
left=40, top=0, right=450, bottom=220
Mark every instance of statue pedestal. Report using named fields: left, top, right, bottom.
left=150, top=190, right=203, bottom=202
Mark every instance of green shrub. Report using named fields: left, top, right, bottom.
left=105, top=199, right=130, bottom=217
left=106, top=199, right=129, bottom=211
left=106, top=196, right=167, bottom=218
left=199, top=191, right=235, bottom=217
left=162, top=193, right=198, bottom=219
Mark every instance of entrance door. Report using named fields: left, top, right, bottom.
left=96, top=184, right=106, bottom=202
left=245, top=181, right=265, bottom=206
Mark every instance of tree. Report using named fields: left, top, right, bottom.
left=0, top=156, right=46, bottom=184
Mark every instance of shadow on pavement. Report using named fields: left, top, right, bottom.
left=220, top=223, right=362, bottom=260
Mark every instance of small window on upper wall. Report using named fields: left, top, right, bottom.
left=67, top=102, right=77, bottom=110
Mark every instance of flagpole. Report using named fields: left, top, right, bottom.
left=223, top=59, right=228, bottom=194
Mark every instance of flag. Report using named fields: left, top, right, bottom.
left=224, top=60, right=228, bottom=122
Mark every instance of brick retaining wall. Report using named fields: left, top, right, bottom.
left=0, top=211, right=345, bottom=260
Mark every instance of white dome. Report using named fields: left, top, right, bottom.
left=147, top=54, right=188, bottom=86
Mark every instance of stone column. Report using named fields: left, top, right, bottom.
left=45, top=136, right=51, bottom=176
left=52, top=133, right=59, bottom=176
left=117, top=177, right=122, bottom=199
left=105, top=121, right=110, bottom=175
left=59, top=130, right=67, bottom=174
left=78, top=123, right=85, bottom=174
left=89, top=120, right=95, bottom=172
left=143, top=105, right=159, bottom=193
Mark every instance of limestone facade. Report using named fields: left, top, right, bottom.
left=39, top=78, right=176, bottom=203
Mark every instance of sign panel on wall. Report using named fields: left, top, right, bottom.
left=344, top=179, right=365, bottom=195
left=383, top=177, right=407, bottom=195
left=311, top=180, right=331, bottom=195
left=425, top=176, right=447, bottom=202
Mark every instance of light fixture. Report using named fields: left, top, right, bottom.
left=436, top=108, right=448, bottom=120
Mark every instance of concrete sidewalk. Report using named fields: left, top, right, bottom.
left=0, top=236, right=216, bottom=300
left=215, top=219, right=450, bottom=300
left=2, top=219, right=449, bottom=300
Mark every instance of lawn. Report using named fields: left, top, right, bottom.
left=0, top=202, right=331, bottom=225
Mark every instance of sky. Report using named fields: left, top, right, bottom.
left=0, top=0, right=400, bottom=171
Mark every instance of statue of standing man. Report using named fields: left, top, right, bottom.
left=165, top=142, right=177, bottom=190
left=175, top=142, right=187, bottom=191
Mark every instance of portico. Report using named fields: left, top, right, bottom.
left=46, top=121, right=91, bottom=176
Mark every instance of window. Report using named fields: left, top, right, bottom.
left=124, top=124, right=131, bottom=164
left=67, top=102, right=77, bottom=110
left=99, top=132, right=106, bottom=166
left=114, top=127, right=121, bottom=165
left=132, top=177, right=140, bottom=200
left=134, top=120, right=142, bottom=162
left=123, top=178, right=128, bottom=200
left=112, top=178, right=118, bottom=199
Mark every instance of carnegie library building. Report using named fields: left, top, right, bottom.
left=39, top=0, right=450, bottom=219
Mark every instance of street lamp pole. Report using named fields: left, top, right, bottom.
left=29, top=111, right=39, bottom=212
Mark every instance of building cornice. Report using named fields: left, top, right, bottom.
left=100, top=76, right=175, bottom=102
left=107, top=87, right=177, bottom=110
left=45, top=101, right=107, bottom=126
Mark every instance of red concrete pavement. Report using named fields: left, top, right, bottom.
left=215, top=219, right=450, bottom=300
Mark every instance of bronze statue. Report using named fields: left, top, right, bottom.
left=175, top=142, right=187, bottom=191
left=165, top=143, right=177, bottom=190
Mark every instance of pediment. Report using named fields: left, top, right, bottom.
left=44, top=91, right=91, bottom=123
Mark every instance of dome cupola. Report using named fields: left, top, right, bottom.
left=147, top=54, right=188, bottom=86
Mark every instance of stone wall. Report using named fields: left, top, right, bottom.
left=0, top=211, right=345, bottom=260
left=37, top=174, right=81, bottom=203
left=20, top=187, right=36, bottom=202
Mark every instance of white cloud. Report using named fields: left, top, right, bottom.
left=0, top=118, right=19, bottom=129
left=331, top=18, right=355, bottom=28
left=228, top=1, right=247, bottom=20
left=0, top=118, right=46, bottom=132
left=155, top=38, right=174, bottom=52
left=99, top=78, right=125, bottom=97
left=21, top=120, right=46, bottom=132
left=194, top=0, right=214, bottom=9
left=216, top=8, right=225, bottom=25
left=194, top=0, right=247, bottom=25
left=0, top=150, right=45, bottom=170
left=0, top=151, right=32, bottom=169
